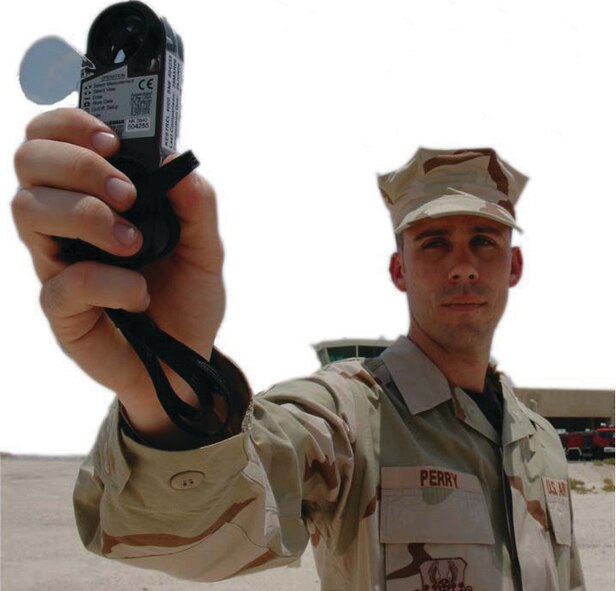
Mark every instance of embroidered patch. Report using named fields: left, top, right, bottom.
left=542, top=477, right=568, bottom=499
left=417, top=557, right=473, bottom=591
left=541, top=476, right=571, bottom=545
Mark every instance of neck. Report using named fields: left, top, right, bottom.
left=408, top=323, right=491, bottom=392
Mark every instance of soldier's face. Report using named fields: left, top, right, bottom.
left=389, top=215, right=523, bottom=354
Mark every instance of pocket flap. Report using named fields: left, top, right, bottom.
left=380, top=466, right=495, bottom=545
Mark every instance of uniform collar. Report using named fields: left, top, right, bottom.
left=380, top=335, right=536, bottom=445
left=500, top=374, right=537, bottom=446
left=381, top=335, right=452, bottom=414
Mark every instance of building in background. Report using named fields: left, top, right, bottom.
left=313, top=338, right=394, bottom=366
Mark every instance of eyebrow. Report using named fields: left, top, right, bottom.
left=412, top=229, right=448, bottom=242
left=471, top=225, right=505, bottom=236
left=412, top=225, right=506, bottom=242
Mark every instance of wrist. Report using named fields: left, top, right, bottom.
left=117, top=347, right=252, bottom=450
left=119, top=398, right=211, bottom=451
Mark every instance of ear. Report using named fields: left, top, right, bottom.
left=389, top=252, right=407, bottom=292
left=509, top=246, right=523, bottom=287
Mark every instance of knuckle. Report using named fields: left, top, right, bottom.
left=47, top=264, right=89, bottom=313
left=39, top=281, right=53, bottom=316
left=39, top=274, right=67, bottom=317
left=73, top=195, right=109, bottom=230
left=25, top=113, right=47, bottom=140
left=39, top=283, right=49, bottom=315
left=68, top=148, right=100, bottom=180
left=14, top=139, right=37, bottom=173
left=11, top=188, right=34, bottom=226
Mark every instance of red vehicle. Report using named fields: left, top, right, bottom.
left=559, top=427, right=615, bottom=461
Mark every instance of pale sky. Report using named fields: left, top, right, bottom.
left=1, top=0, right=614, bottom=455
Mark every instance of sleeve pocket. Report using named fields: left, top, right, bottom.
left=542, top=477, right=572, bottom=546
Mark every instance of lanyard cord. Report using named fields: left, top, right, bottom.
left=58, top=151, right=233, bottom=440
left=106, top=308, right=234, bottom=438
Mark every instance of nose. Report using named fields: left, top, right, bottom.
left=448, top=251, right=479, bottom=283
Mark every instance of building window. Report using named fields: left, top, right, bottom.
left=358, top=345, right=387, bottom=358
left=327, top=346, right=357, bottom=362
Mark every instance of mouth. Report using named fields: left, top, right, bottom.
left=441, top=301, right=486, bottom=311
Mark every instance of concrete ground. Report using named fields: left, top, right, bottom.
left=1, top=456, right=613, bottom=590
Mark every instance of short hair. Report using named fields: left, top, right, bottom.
left=395, top=233, right=403, bottom=253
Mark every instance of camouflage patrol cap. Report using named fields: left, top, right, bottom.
left=377, top=147, right=528, bottom=233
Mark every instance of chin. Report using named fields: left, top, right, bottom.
left=438, top=325, right=494, bottom=352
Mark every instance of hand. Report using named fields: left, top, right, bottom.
left=12, top=108, right=225, bottom=439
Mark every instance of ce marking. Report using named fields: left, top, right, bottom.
left=139, top=78, right=155, bottom=91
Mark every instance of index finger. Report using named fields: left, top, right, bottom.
left=25, top=107, right=120, bottom=158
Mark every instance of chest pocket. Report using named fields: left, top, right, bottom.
left=380, top=466, right=498, bottom=591
left=380, top=466, right=494, bottom=544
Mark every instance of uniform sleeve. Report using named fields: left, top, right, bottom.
left=73, top=358, right=373, bottom=582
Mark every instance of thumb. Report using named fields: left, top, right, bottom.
left=163, top=154, right=223, bottom=271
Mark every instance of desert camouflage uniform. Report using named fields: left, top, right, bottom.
left=74, top=336, right=585, bottom=590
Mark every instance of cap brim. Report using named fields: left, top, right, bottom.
left=394, top=193, right=522, bottom=234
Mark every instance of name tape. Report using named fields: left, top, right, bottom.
left=543, top=477, right=569, bottom=498
left=381, top=466, right=481, bottom=493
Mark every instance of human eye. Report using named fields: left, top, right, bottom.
left=421, top=237, right=449, bottom=250
left=471, top=235, right=496, bottom=248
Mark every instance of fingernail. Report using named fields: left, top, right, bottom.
left=114, top=223, right=138, bottom=246
left=91, top=131, right=118, bottom=153
left=106, top=177, right=134, bottom=204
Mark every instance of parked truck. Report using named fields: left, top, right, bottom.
left=559, top=426, right=615, bottom=460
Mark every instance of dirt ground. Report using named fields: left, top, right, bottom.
left=1, top=456, right=613, bottom=590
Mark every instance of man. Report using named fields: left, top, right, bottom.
left=12, top=109, right=584, bottom=590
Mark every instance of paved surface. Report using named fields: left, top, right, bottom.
left=1, top=456, right=613, bottom=590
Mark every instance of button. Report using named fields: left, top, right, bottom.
left=170, top=471, right=205, bottom=490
